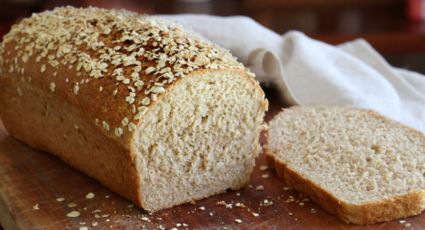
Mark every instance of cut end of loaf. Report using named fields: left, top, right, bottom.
left=132, top=70, right=267, bottom=211
left=267, top=106, right=425, bottom=224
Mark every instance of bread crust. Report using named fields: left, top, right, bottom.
left=265, top=107, right=425, bottom=225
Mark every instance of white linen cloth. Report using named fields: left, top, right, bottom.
left=161, top=15, right=425, bottom=133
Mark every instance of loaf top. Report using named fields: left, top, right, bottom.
left=0, top=6, right=253, bottom=140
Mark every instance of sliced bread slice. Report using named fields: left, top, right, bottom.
left=265, top=106, right=425, bottom=225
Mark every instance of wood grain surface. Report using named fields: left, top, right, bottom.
left=0, top=91, right=423, bottom=230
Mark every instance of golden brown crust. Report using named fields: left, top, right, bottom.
left=264, top=107, right=425, bottom=225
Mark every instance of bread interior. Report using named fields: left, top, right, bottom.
left=133, top=70, right=266, bottom=211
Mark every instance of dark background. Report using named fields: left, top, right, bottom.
left=0, top=0, right=424, bottom=72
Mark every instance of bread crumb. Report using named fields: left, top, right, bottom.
left=33, top=204, right=39, bottom=210
left=252, top=212, right=259, bottom=217
left=56, top=197, right=65, bottom=202
left=67, top=211, right=80, bottom=218
left=216, top=201, right=226, bottom=206
left=235, top=203, right=246, bottom=208
left=199, top=206, right=205, bottom=211
left=310, top=208, right=317, bottom=214
left=288, top=212, right=293, bottom=216
left=256, top=185, right=264, bottom=191
left=235, top=219, right=242, bottom=224
left=86, top=192, right=95, bottom=199
left=261, top=199, right=273, bottom=207
left=79, top=227, right=88, bottom=230
left=92, top=222, right=98, bottom=227
left=283, top=187, right=291, bottom=191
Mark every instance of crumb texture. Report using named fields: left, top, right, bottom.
left=135, top=70, right=265, bottom=211
left=268, top=107, right=425, bottom=205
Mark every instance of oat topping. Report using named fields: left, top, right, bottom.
left=102, top=121, right=110, bottom=131
left=255, top=185, right=264, bottom=191
left=114, top=127, right=124, bottom=137
left=0, top=6, right=250, bottom=138
left=68, top=203, right=78, bottom=208
left=85, top=192, right=95, bottom=199
left=49, top=82, right=56, bottom=92
left=67, top=210, right=80, bottom=218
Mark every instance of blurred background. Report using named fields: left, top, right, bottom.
left=0, top=0, right=424, bottom=73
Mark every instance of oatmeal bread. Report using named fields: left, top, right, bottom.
left=0, top=6, right=268, bottom=211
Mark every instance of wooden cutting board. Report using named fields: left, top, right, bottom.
left=0, top=95, right=423, bottom=230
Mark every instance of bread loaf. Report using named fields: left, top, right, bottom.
left=0, top=6, right=268, bottom=211
left=266, top=106, right=425, bottom=225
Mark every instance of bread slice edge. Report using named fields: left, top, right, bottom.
left=264, top=146, right=425, bottom=225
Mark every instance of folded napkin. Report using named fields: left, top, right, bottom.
left=161, top=15, right=425, bottom=133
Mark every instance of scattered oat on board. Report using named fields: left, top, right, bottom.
left=259, top=165, right=268, bottom=171
left=68, top=203, right=77, bottom=208
left=261, top=174, right=270, bottom=179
